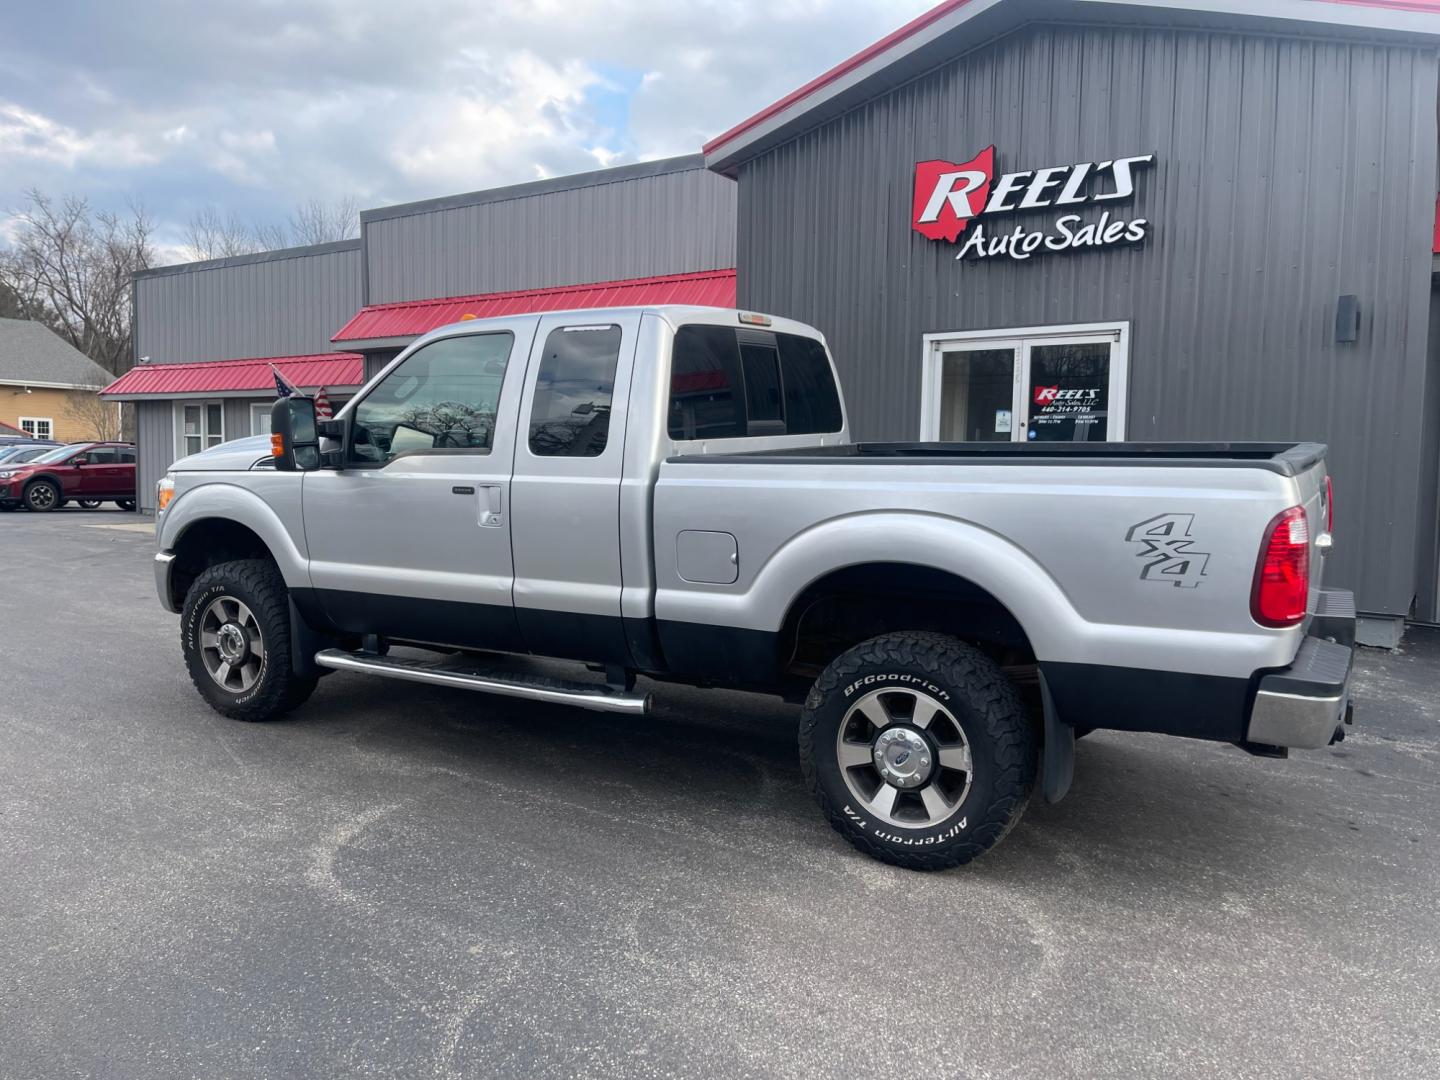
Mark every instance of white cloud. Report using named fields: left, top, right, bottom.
left=0, top=0, right=934, bottom=231
left=0, top=102, right=156, bottom=169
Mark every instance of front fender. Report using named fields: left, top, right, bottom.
left=158, top=477, right=310, bottom=590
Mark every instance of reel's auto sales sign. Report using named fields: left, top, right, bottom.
left=912, top=146, right=1155, bottom=261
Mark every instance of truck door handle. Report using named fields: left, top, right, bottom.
left=478, top=484, right=504, bottom=528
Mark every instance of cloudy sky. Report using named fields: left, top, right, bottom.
left=0, top=0, right=931, bottom=259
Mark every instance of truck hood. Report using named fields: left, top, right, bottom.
left=172, top=434, right=274, bottom=472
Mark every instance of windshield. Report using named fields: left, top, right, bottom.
left=28, top=445, right=83, bottom=465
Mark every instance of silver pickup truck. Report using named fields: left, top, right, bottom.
left=152, top=305, right=1356, bottom=870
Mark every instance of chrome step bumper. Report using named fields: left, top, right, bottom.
left=1247, top=634, right=1353, bottom=751
left=313, top=649, right=651, bottom=715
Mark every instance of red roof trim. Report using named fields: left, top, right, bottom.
left=101, top=352, right=364, bottom=397
left=703, top=0, right=1440, bottom=158
left=333, top=268, right=737, bottom=343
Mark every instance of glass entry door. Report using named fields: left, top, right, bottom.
left=922, top=324, right=1128, bottom=443
left=1022, top=338, right=1115, bottom=442
left=937, top=347, right=1016, bottom=441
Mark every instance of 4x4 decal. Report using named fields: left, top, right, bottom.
left=1126, top=513, right=1210, bottom=588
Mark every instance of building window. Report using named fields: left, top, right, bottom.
left=177, top=401, right=224, bottom=457
left=19, top=417, right=53, bottom=439
left=250, top=402, right=273, bottom=436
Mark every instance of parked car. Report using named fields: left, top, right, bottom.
left=151, top=306, right=1354, bottom=871
left=0, top=441, right=137, bottom=512
left=0, top=442, right=62, bottom=465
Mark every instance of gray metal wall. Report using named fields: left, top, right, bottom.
left=134, top=241, right=361, bottom=365
left=135, top=400, right=173, bottom=513
left=735, top=23, right=1439, bottom=618
left=364, top=156, right=736, bottom=304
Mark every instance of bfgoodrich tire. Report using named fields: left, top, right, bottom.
left=799, top=632, right=1038, bottom=871
left=181, top=558, right=317, bottom=721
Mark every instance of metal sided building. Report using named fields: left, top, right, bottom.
left=104, top=241, right=364, bottom=511
left=333, top=155, right=737, bottom=376
left=703, top=0, right=1440, bottom=639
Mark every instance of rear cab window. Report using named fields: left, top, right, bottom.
left=668, top=324, right=842, bottom=441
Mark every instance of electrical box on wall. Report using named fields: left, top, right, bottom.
left=1336, top=295, right=1361, bottom=343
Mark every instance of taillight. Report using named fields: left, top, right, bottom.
left=1252, top=506, right=1310, bottom=628
left=1325, top=475, right=1334, bottom=533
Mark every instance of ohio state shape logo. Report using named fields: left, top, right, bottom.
left=912, top=147, right=1155, bottom=261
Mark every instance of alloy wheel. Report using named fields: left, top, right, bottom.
left=835, top=687, right=974, bottom=828
left=198, top=595, right=266, bottom=694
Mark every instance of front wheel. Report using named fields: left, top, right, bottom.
left=23, top=480, right=60, bottom=512
left=181, top=558, right=317, bottom=721
left=799, top=631, right=1038, bottom=871
left=78, top=499, right=102, bottom=509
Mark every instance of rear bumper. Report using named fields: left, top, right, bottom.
left=1246, top=590, right=1356, bottom=750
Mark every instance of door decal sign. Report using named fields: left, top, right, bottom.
left=912, top=147, right=1155, bottom=262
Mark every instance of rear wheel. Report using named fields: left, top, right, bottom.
left=181, top=558, right=317, bottom=721
left=78, top=499, right=102, bottom=509
left=799, top=631, right=1037, bottom=871
left=23, top=480, right=60, bottom=512
left=116, top=498, right=136, bottom=511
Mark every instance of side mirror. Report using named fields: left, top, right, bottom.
left=71, top=456, right=89, bottom=467
left=271, top=397, right=320, bottom=471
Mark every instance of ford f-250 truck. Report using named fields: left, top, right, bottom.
left=152, top=305, right=1356, bottom=870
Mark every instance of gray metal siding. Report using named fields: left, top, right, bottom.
left=135, top=400, right=173, bottom=513
left=735, top=24, right=1439, bottom=617
left=365, top=166, right=736, bottom=304
left=135, top=244, right=361, bottom=364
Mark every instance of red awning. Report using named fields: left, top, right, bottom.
left=333, top=268, right=737, bottom=344
left=101, top=353, right=364, bottom=399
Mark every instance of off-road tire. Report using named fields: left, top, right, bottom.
left=182, top=558, right=317, bottom=721
left=23, top=480, right=60, bottom=512
left=799, top=631, right=1038, bottom=871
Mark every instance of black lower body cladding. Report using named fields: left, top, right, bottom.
left=1040, top=662, right=1252, bottom=742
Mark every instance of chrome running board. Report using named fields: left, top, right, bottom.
left=313, top=648, right=651, bottom=715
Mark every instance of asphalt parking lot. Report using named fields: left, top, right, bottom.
left=2, top=511, right=1437, bottom=1080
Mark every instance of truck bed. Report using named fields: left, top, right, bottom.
left=670, top=441, right=1326, bottom=477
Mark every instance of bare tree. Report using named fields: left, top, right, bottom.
left=287, top=196, right=359, bottom=246
left=185, top=197, right=359, bottom=261
left=0, top=189, right=153, bottom=376
left=64, top=390, right=126, bottom=441
left=183, top=205, right=265, bottom=260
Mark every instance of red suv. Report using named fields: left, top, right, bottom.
left=0, top=442, right=137, bottom=513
